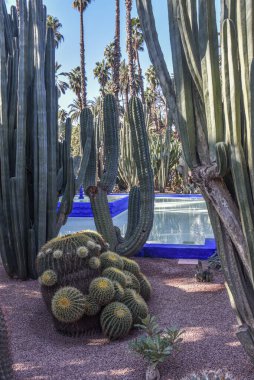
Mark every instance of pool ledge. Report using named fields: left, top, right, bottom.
left=136, top=238, right=216, bottom=260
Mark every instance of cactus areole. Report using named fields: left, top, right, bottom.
left=137, top=0, right=254, bottom=362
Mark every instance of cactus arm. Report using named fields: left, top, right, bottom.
left=221, top=19, right=254, bottom=282
left=136, top=0, right=177, bottom=126
left=177, top=1, right=203, bottom=99
left=124, top=186, right=140, bottom=240
left=32, top=0, right=48, bottom=250
left=198, top=0, right=223, bottom=161
left=75, top=108, right=93, bottom=192
left=116, top=97, right=154, bottom=256
left=236, top=0, right=254, bottom=200
left=99, top=94, right=119, bottom=192
left=45, top=27, right=57, bottom=240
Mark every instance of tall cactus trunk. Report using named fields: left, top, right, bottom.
left=137, top=0, right=254, bottom=362
left=0, top=0, right=91, bottom=279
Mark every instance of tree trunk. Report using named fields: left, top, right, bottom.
left=79, top=8, right=86, bottom=108
left=125, top=0, right=135, bottom=97
left=113, top=0, right=120, bottom=98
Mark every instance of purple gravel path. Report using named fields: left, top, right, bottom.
left=0, top=258, right=253, bottom=380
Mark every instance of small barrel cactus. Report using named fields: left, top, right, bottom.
left=89, top=277, right=115, bottom=305
left=122, top=257, right=141, bottom=275
left=136, top=273, right=152, bottom=301
left=38, top=231, right=152, bottom=338
left=51, top=287, right=86, bottom=323
left=124, top=270, right=141, bottom=293
left=122, top=289, right=148, bottom=323
left=0, top=308, right=13, bottom=380
left=100, top=302, right=133, bottom=340
left=102, top=267, right=127, bottom=288
left=100, top=251, right=124, bottom=270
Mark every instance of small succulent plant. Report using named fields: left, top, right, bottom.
left=195, top=261, right=213, bottom=283
left=129, top=315, right=184, bottom=380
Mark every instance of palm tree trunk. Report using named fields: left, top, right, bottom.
left=80, top=8, right=87, bottom=108
left=136, top=52, right=145, bottom=104
left=125, top=0, right=136, bottom=97
left=113, top=0, right=121, bottom=98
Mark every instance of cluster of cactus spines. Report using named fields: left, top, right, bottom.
left=89, top=277, right=115, bottom=305
left=38, top=231, right=152, bottom=338
left=122, top=289, right=148, bottom=323
left=102, top=267, right=127, bottom=288
left=136, top=273, right=152, bottom=301
left=0, top=308, right=13, bottom=380
left=181, top=370, right=235, bottom=380
left=89, top=94, right=154, bottom=257
left=100, top=302, right=133, bottom=340
left=137, top=0, right=254, bottom=361
left=51, top=287, right=86, bottom=323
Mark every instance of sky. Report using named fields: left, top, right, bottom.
left=6, top=0, right=220, bottom=111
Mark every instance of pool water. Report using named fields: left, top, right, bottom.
left=60, top=196, right=214, bottom=246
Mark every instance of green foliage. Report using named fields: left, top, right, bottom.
left=102, top=267, right=127, bottom=288
left=129, top=315, right=184, bottom=368
left=51, top=287, right=86, bottom=323
left=100, top=302, right=133, bottom=340
left=89, top=277, right=115, bottom=305
left=122, top=289, right=148, bottom=323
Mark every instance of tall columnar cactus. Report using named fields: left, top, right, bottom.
left=137, top=0, right=254, bottom=362
left=0, top=0, right=92, bottom=279
left=86, top=93, right=154, bottom=257
left=0, top=308, right=13, bottom=379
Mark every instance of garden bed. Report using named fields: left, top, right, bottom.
left=0, top=259, right=253, bottom=380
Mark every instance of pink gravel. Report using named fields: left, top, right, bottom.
left=0, top=258, right=253, bottom=380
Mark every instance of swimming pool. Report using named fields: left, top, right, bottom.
left=59, top=195, right=216, bottom=259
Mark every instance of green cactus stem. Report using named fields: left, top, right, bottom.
left=100, top=302, right=133, bottom=340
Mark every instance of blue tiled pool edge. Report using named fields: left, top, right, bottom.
left=136, top=238, right=216, bottom=260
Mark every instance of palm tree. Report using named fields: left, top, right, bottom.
left=68, top=98, right=83, bottom=123
left=113, top=0, right=121, bottom=98
left=55, top=62, right=69, bottom=97
left=125, top=0, right=135, bottom=97
left=119, top=60, right=129, bottom=112
left=67, top=66, right=83, bottom=109
left=131, top=17, right=145, bottom=104
left=93, top=60, right=111, bottom=95
left=72, top=0, right=93, bottom=109
left=145, top=66, right=160, bottom=130
left=46, top=15, right=64, bottom=48
left=104, top=42, right=115, bottom=70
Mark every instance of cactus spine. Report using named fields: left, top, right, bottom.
left=137, top=0, right=254, bottom=362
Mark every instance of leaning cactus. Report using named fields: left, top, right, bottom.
left=38, top=230, right=152, bottom=338
left=87, top=94, right=154, bottom=257
left=137, top=0, right=254, bottom=362
left=0, top=308, right=13, bottom=380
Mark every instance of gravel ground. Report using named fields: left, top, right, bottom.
left=0, top=258, right=253, bottom=380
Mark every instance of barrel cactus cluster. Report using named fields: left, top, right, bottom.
left=37, top=230, right=152, bottom=339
